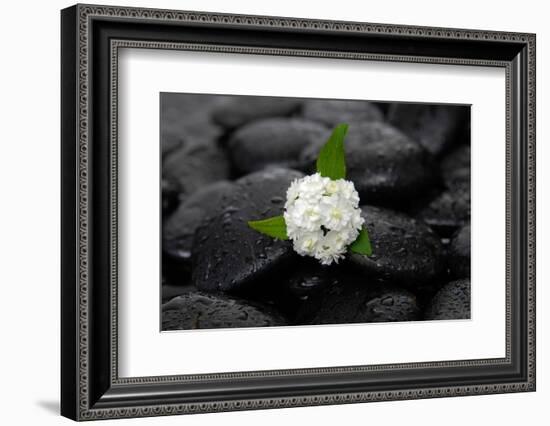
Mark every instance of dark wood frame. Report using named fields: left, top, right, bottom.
left=61, top=4, right=536, bottom=421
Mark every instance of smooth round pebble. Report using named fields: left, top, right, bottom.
left=388, top=104, right=468, bottom=156
left=418, top=144, right=470, bottom=235
left=349, top=205, right=445, bottom=284
left=161, top=93, right=225, bottom=155
left=448, top=223, right=470, bottom=278
left=297, top=277, right=419, bottom=325
left=162, top=283, right=194, bottom=304
left=424, top=279, right=470, bottom=320
left=228, top=118, right=328, bottom=174
left=300, top=99, right=383, bottom=127
left=211, top=97, right=300, bottom=129
left=161, top=129, right=183, bottom=158
left=161, top=178, right=181, bottom=217
left=441, top=145, right=470, bottom=185
left=163, top=143, right=230, bottom=198
left=262, top=259, right=331, bottom=318
left=301, top=122, right=435, bottom=205
left=418, top=182, right=470, bottom=236
left=441, top=145, right=471, bottom=205
left=192, top=168, right=303, bottom=293
left=163, top=181, right=235, bottom=264
left=162, top=292, right=287, bottom=330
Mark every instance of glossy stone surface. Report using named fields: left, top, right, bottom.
left=300, top=122, right=435, bottom=206
left=424, top=279, right=471, bottom=320
left=441, top=145, right=471, bottom=186
left=228, top=118, right=328, bottom=174
left=448, top=223, right=471, bottom=278
left=296, top=275, right=419, bottom=325
left=388, top=104, right=468, bottom=156
left=300, top=99, right=383, bottom=127
left=161, top=283, right=194, bottom=304
left=349, top=205, right=445, bottom=284
left=418, top=179, right=470, bottom=236
left=192, top=168, right=303, bottom=293
left=161, top=93, right=225, bottom=156
left=211, top=96, right=300, bottom=130
left=163, top=143, right=230, bottom=198
left=163, top=181, right=235, bottom=265
left=161, top=178, right=181, bottom=217
left=162, top=292, right=287, bottom=330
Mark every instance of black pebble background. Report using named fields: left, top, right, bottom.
left=160, top=93, right=472, bottom=331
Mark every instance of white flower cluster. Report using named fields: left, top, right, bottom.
left=284, top=173, right=364, bottom=265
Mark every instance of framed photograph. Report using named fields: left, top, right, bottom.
left=61, top=4, right=536, bottom=421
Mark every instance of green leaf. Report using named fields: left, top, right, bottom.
left=349, top=227, right=372, bottom=256
left=316, top=123, right=349, bottom=180
left=247, top=215, right=288, bottom=240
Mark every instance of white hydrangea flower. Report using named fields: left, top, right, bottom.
left=284, top=173, right=364, bottom=265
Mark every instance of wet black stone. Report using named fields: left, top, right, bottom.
left=388, top=104, right=468, bottom=156
left=296, top=276, right=420, bottom=325
left=441, top=145, right=471, bottom=185
left=211, top=96, right=300, bottom=130
left=162, top=292, right=287, bottom=330
left=251, top=258, right=331, bottom=319
left=162, top=283, right=194, bottom=304
left=228, top=118, right=328, bottom=174
left=160, top=93, right=225, bottom=156
left=448, top=223, right=470, bottom=278
left=192, top=168, right=303, bottom=293
left=160, top=93, right=228, bottom=197
left=372, top=102, right=391, bottom=116
left=300, top=122, right=435, bottom=206
left=163, top=143, right=230, bottom=198
left=418, top=181, right=470, bottom=236
left=163, top=181, right=235, bottom=265
left=162, top=178, right=181, bottom=217
left=161, top=130, right=183, bottom=158
left=424, top=279, right=470, bottom=320
left=162, top=120, right=223, bottom=154
left=300, top=99, right=383, bottom=127
left=349, top=206, right=445, bottom=284
left=418, top=144, right=470, bottom=235
left=283, top=262, right=328, bottom=304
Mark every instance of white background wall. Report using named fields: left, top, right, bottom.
left=0, top=0, right=547, bottom=424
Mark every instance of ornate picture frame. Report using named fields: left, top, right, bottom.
left=61, top=4, right=535, bottom=421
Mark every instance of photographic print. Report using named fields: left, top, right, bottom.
left=161, top=94, right=471, bottom=331
left=61, top=6, right=535, bottom=418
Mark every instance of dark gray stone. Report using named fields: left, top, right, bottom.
left=192, top=168, right=303, bottom=293
left=211, top=96, right=300, bottom=129
left=388, top=104, right=468, bottom=156
left=418, top=144, right=470, bottom=235
left=296, top=276, right=420, bottom=325
left=448, top=223, right=471, bottom=278
left=228, top=118, right=328, bottom=174
left=300, top=122, right=435, bottom=206
left=162, top=283, right=194, bottom=304
left=300, top=99, right=383, bottom=127
left=424, top=279, right=470, bottom=320
left=163, top=143, right=230, bottom=198
left=163, top=181, right=235, bottom=265
left=160, top=93, right=226, bottom=156
left=282, top=261, right=328, bottom=304
left=257, top=259, right=332, bottom=319
left=441, top=145, right=470, bottom=185
left=162, top=292, right=287, bottom=330
left=418, top=182, right=470, bottom=236
left=349, top=205, right=445, bottom=284
left=161, top=178, right=181, bottom=217
left=161, top=129, right=183, bottom=158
